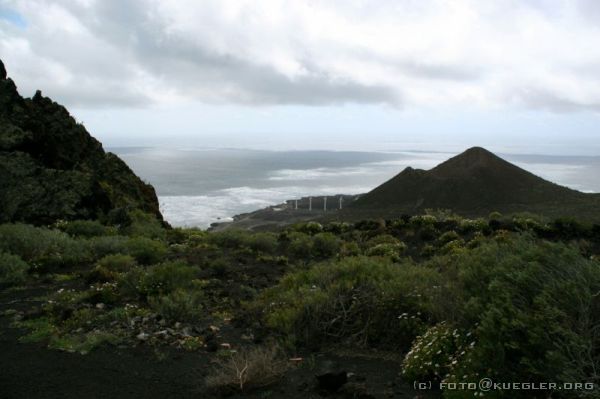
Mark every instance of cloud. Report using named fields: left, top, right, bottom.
left=1, top=0, right=600, bottom=111
left=509, top=87, right=600, bottom=113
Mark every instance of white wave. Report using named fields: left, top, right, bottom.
left=160, top=184, right=371, bottom=228
left=268, top=166, right=372, bottom=181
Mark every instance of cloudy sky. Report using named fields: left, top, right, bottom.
left=1, top=0, right=600, bottom=154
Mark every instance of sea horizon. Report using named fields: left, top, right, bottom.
left=111, top=146, right=600, bottom=228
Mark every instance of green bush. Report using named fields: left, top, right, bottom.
left=207, top=258, right=230, bottom=277
left=420, top=244, right=436, bottom=258
left=286, top=232, right=313, bottom=259
left=312, top=232, right=341, bottom=258
left=57, top=220, right=114, bottom=238
left=366, top=234, right=401, bottom=247
left=86, top=265, right=118, bottom=284
left=323, top=222, right=351, bottom=234
left=120, top=261, right=200, bottom=298
left=96, top=254, right=137, bottom=272
left=208, top=229, right=250, bottom=249
left=457, top=218, right=488, bottom=234
left=149, top=288, right=204, bottom=322
left=365, top=242, right=407, bottom=261
left=438, top=239, right=465, bottom=255
left=124, top=237, right=167, bottom=265
left=296, top=221, right=324, bottom=235
left=248, top=232, right=278, bottom=254
left=437, top=230, right=460, bottom=245
left=116, top=266, right=146, bottom=299
left=551, top=217, right=591, bottom=239
left=0, top=223, right=91, bottom=271
left=419, top=225, right=439, bottom=241
left=0, top=251, right=29, bottom=287
left=120, top=209, right=166, bottom=240
left=488, top=211, right=502, bottom=221
left=254, top=256, right=441, bottom=348
left=86, top=282, right=120, bottom=305
left=87, top=235, right=129, bottom=259
left=410, top=215, right=437, bottom=227
left=402, top=322, right=474, bottom=384
left=339, top=241, right=361, bottom=257
left=86, top=254, right=138, bottom=284
left=167, top=227, right=206, bottom=245
left=433, top=236, right=600, bottom=397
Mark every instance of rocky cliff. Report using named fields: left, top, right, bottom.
left=0, top=59, right=163, bottom=225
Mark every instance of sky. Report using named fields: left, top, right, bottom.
left=1, top=0, right=600, bottom=155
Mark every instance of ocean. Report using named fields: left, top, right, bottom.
left=111, top=147, right=600, bottom=228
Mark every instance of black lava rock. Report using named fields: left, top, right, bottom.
left=316, top=371, right=348, bottom=392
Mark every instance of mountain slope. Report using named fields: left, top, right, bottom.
left=350, top=147, right=600, bottom=220
left=0, top=59, right=163, bottom=224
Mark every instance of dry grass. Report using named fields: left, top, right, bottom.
left=205, top=344, right=289, bottom=392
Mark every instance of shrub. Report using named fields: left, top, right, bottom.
left=0, top=252, right=29, bottom=287
left=120, top=209, right=166, bottom=240
left=410, top=215, right=437, bottom=227
left=420, top=244, right=436, bottom=258
left=488, top=211, right=502, bottom=221
left=418, top=225, right=438, bottom=241
left=117, top=266, right=146, bottom=299
left=323, top=222, right=351, bottom=234
left=366, top=234, right=400, bottom=247
left=149, top=288, right=204, bottom=322
left=137, top=261, right=200, bottom=297
left=285, top=232, right=313, bottom=259
left=256, top=255, right=288, bottom=266
left=86, top=282, right=120, bottom=305
left=125, top=237, right=167, bottom=265
left=312, top=232, right=341, bottom=258
left=96, top=254, right=137, bottom=272
left=208, top=229, right=250, bottom=249
left=87, top=235, right=129, bottom=259
left=247, top=233, right=278, bottom=254
left=402, top=322, right=474, bottom=384
left=512, top=215, right=544, bottom=233
left=551, top=217, right=591, bottom=239
left=57, top=220, right=114, bottom=238
left=86, top=265, right=118, bottom=284
left=439, top=239, right=465, bottom=256
left=437, top=231, right=460, bottom=245
left=254, top=256, right=441, bottom=349
left=434, top=236, right=600, bottom=396
left=353, top=219, right=386, bottom=231
left=118, top=261, right=199, bottom=299
left=457, top=218, right=488, bottom=234
left=296, top=221, right=323, bottom=235
left=207, top=258, right=230, bottom=277
left=339, top=241, right=361, bottom=257
left=365, top=242, right=407, bottom=261
left=0, top=223, right=91, bottom=271
left=205, top=345, right=289, bottom=392
left=166, top=227, right=206, bottom=245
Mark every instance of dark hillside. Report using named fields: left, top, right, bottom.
left=0, top=59, right=163, bottom=224
left=350, top=146, right=600, bottom=220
